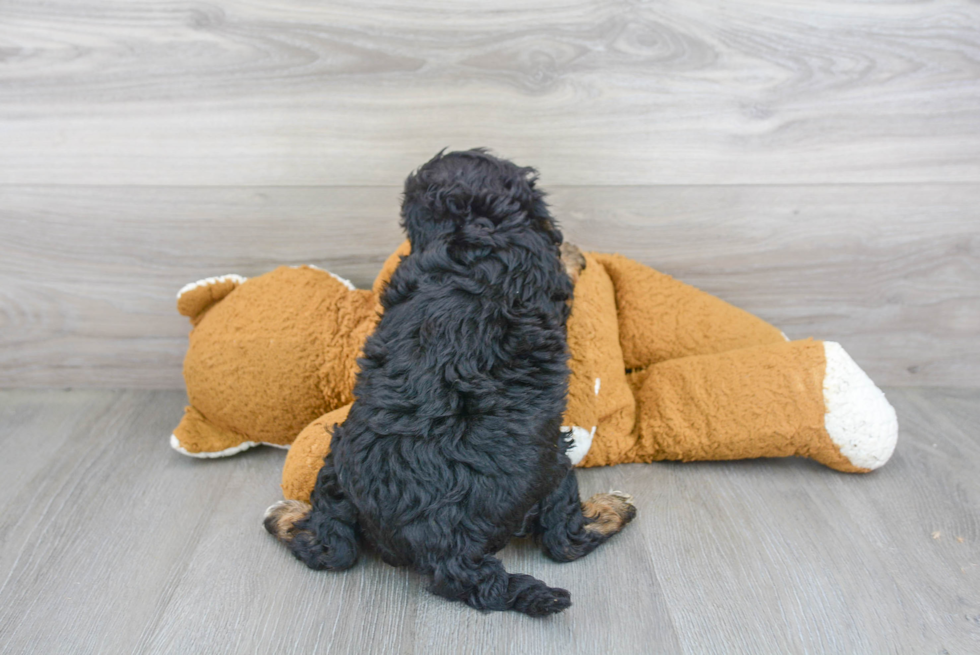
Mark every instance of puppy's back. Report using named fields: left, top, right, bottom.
left=332, top=151, right=573, bottom=566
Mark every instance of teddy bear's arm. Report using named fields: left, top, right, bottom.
left=281, top=404, right=352, bottom=502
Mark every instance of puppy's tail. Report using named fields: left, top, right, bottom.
left=263, top=499, right=359, bottom=571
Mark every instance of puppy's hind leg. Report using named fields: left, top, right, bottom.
left=429, top=554, right=571, bottom=617
left=534, top=468, right=636, bottom=563
left=264, top=456, right=359, bottom=571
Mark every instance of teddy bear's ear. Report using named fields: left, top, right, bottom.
left=176, top=274, right=246, bottom=324
left=372, top=241, right=412, bottom=296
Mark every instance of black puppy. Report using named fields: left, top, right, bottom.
left=265, top=149, right=635, bottom=616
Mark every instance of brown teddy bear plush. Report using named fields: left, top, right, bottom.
left=172, top=242, right=898, bottom=502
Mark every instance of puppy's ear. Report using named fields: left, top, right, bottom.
left=525, top=181, right=563, bottom=248
left=400, top=149, right=458, bottom=251
left=400, top=179, right=438, bottom=251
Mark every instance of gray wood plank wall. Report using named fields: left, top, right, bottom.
left=1, top=0, right=978, bottom=388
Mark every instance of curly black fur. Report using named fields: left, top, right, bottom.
left=266, top=149, right=634, bottom=616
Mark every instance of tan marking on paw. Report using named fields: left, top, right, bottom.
left=263, top=499, right=311, bottom=543
left=582, top=491, right=636, bottom=536
left=560, top=242, right=586, bottom=285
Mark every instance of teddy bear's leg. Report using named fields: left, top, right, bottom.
left=820, top=341, right=899, bottom=470
left=523, top=465, right=636, bottom=563
left=171, top=405, right=287, bottom=458
left=264, top=453, right=360, bottom=570
left=589, top=252, right=786, bottom=369
left=626, top=339, right=897, bottom=472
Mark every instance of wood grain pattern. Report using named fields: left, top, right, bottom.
left=2, top=1, right=977, bottom=650
left=0, top=388, right=977, bottom=653
left=553, top=184, right=980, bottom=388
left=1, top=0, right=978, bottom=185
left=2, top=184, right=976, bottom=388
left=2, top=0, right=977, bottom=388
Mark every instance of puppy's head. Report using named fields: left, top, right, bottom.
left=400, top=149, right=561, bottom=251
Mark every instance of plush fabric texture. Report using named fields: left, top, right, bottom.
left=176, top=274, right=245, bottom=325
left=563, top=253, right=634, bottom=468
left=627, top=339, right=864, bottom=471
left=172, top=244, right=899, bottom=498
left=175, top=266, right=378, bottom=451
left=280, top=404, right=350, bottom=502
left=592, top=252, right=786, bottom=368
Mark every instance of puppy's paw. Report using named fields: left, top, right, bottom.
left=582, top=491, right=636, bottom=536
left=263, top=499, right=311, bottom=543
left=509, top=579, right=572, bottom=617
left=265, top=499, right=359, bottom=571
left=523, top=586, right=572, bottom=617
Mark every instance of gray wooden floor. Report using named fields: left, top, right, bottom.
left=0, top=387, right=977, bottom=654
